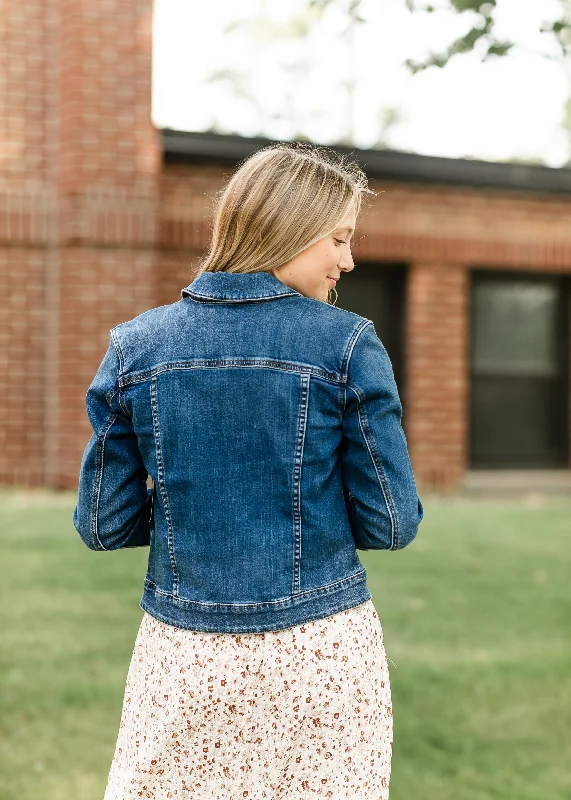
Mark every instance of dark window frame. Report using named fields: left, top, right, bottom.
left=468, top=268, right=570, bottom=469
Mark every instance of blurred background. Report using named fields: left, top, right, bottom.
left=1, top=0, right=570, bottom=797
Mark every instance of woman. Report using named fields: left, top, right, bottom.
left=73, top=141, right=424, bottom=798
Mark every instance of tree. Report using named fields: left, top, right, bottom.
left=403, top=1, right=571, bottom=74
left=312, top=0, right=571, bottom=73
left=397, top=0, right=571, bottom=166
left=202, top=0, right=571, bottom=161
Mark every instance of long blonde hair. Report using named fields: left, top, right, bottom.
left=196, top=142, right=373, bottom=289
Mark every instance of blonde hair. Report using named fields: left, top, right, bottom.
left=196, top=142, right=373, bottom=294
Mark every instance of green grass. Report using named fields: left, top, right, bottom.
left=0, top=488, right=570, bottom=799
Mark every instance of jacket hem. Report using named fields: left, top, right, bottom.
left=139, top=571, right=372, bottom=633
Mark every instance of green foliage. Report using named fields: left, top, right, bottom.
left=403, top=1, right=512, bottom=73
left=405, top=0, right=570, bottom=71
left=202, top=0, right=571, bottom=157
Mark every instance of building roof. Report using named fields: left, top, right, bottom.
left=162, top=128, right=571, bottom=196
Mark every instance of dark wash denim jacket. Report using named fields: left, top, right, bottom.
left=73, top=270, right=424, bottom=633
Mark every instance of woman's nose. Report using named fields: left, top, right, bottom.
left=339, top=252, right=354, bottom=271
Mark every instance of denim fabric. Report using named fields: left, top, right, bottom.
left=73, top=270, right=424, bottom=633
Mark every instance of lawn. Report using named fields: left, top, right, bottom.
left=0, top=488, right=570, bottom=799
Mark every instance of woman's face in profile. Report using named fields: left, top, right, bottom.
left=271, top=201, right=356, bottom=302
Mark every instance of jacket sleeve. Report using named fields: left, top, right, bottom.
left=340, top=320, right=424, bottom=551
left=72, top=329, right=153, bottom=551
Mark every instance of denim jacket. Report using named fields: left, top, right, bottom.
left=73, top=270, right=424, bottom=633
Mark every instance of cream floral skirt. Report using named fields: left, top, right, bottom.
left=103, top=598, right=393, bottom=799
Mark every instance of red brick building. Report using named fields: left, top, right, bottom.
left=2, top=0, right=571, bottom=493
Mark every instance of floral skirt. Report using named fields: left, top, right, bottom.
left=103, top=598, right=393, bottom=799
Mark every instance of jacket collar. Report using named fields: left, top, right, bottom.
left=181, top=270, right=303, bottom=303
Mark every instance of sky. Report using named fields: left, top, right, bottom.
left=152, top=0, right=571, bottom=167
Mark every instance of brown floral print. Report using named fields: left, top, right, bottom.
left=104, top=598, right=392, bottom=799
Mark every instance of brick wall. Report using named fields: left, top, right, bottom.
left=56, top=0, right=161, bottom=489
left=405, top=263, right=468, bottom=491
left=160, top=165, right=571, bottom=276
left=2, top=2, right=571, bottom=491
left=0, top=0, right=56, bottom=486
left=161, top=165, right=571, bottom=490
left=0, top=0, right=160, bottom=488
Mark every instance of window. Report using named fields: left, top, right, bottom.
left=469, top=272, right=570, bottom=468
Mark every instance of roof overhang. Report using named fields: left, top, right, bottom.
left=162, top=128, right=571, bottom=196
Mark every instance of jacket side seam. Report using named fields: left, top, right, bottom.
left=291, top=373, right=310, bottom=596
left=150, top=376, right=180, bottom=596
left=346, top=383, right=399, bottom=550
left=90, top=414, right=117, bottom=551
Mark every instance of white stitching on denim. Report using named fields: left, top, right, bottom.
left=139, top=592, right=373, bottom=634
left=143, top=565, right=367, bottom=609
left=340, top=318, right=371, bottom=414
left=181, top=290, right=302, bottom=302
left=150, top=377, right=180, bottom=596
left=120, top=359, right=344, bottom=389
left=110, top=328, right=125, bottom=374
left=342, top=318, right=371, bottom=380
left=91, top=414, right=118, bottom=551
left=118, top=390, right=129, bottom=417
left=346, top=383, right=399, bottom=550
left=105, top=385, right=129, bottom=417
left=291, top=372, right=310, bottom=596
left=343, top=319, right=399, bottom=549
